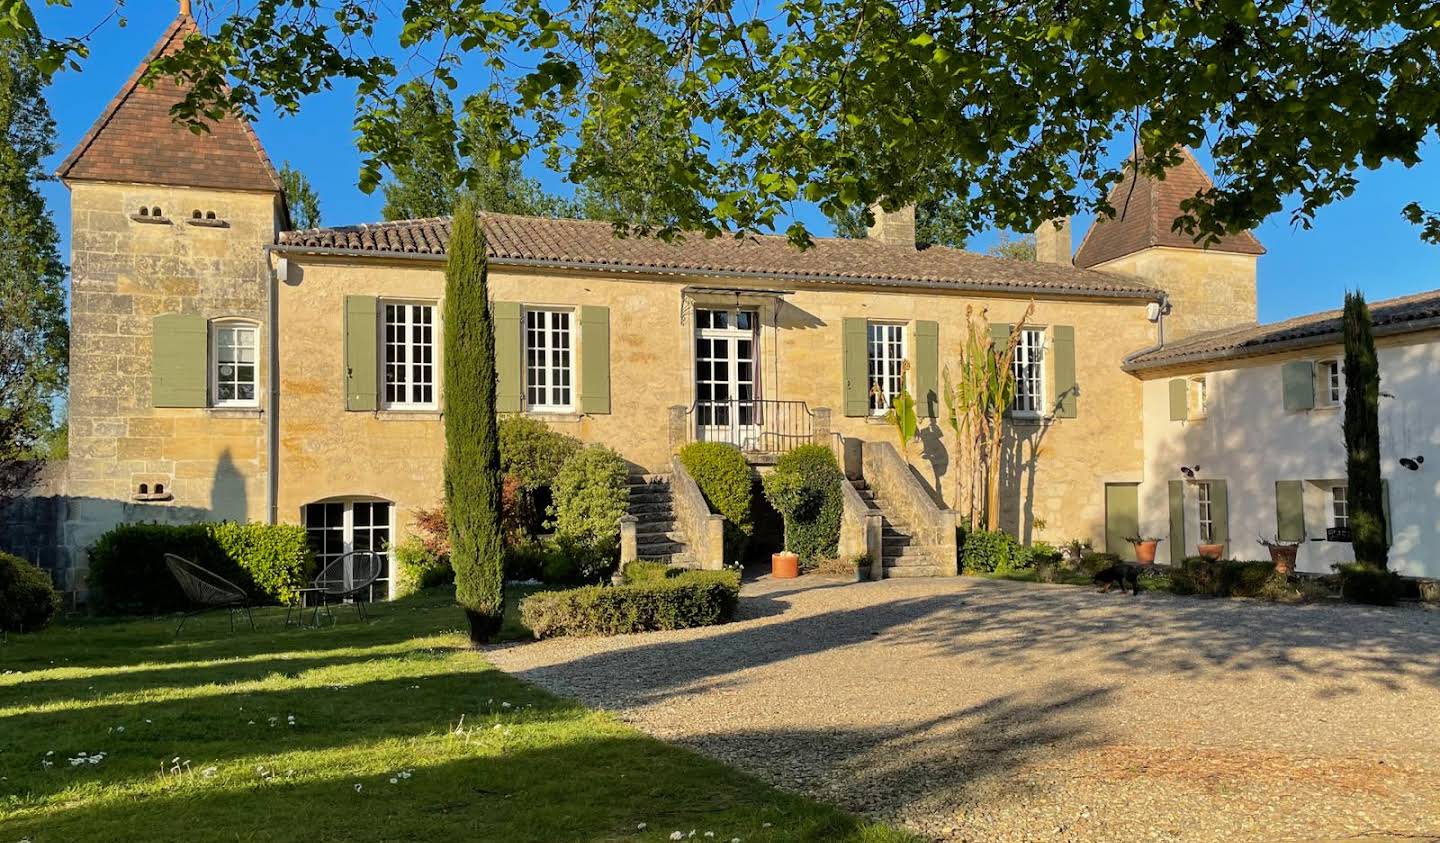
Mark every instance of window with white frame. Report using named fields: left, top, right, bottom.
left=1318, top=359, right=1342, bottom=406
left=1187, top=376, right=1208, bottom=419
left=1330, top=485, right=1349, bottom=529
left=383, top=303, right=436, bottom=409
left=1012, top=328, right=1045, bottom=416
left=303, top=500, right=392, bottom=601
left=1197, top=482, right=1215, bottom=543
left=525, top=308, right=574, bottom=411
left=212, top=320, right=258, bottom=407
left=867, top=322, right=906, bottom=414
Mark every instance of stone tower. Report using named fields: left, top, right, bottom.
left=55, top=10, right=286, bottom=589
left=1073, top=149, right=1265, bottom=340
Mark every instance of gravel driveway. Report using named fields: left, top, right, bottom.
left=488, top=576, right=1440, bottom=842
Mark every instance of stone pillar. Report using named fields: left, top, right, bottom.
left=617, top=515, right=639, bottom=582
left=812, top=406, right=832, bottom=446
left=668, top=405, right=689, bottom=454
left=1035, top=217, right=1073, bottom=265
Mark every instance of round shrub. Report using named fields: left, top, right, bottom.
left=961, top=529, right=1024, bottom=574
left=679, top=441, right=754, bottom=560
left=761, top=444, right=843, bottom=564
left=548, top=444, right=630, bottom=581
left=499, top=415, right=582, bottom=491
left=0, top=551, right=61, bottom=633
left=394, top=536, right=454, bottom=597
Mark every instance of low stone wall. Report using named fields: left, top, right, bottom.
left=669, top=456, right=726, bottom=570
left=862, top=441, right=959, bottom=575
left=837, top=467, right=883, bottom=580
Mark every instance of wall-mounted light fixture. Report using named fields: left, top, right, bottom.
left=1399, top=455, right=1425, bottom=471
left=1179, top=464, right=1201, bottom=479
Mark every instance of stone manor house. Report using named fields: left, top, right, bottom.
left=9, top=10, right=1439, bottom=597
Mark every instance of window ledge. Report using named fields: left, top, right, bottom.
left=130, top=214, right=172, bottom=225
left=523, top=411, right=584, bottom=423
left=376, top=410, right=443, bottom=422
left=207, top=407, right=263, bottom=419
left=186, top=218, right=230, bottom=228
left=132, top=492, right=173, bottom=503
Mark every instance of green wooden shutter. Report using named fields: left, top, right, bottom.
left=1168, top=378, right=1188, bottom=421
left=1168, top=480, right=1187, bottom=563
left=343, top=296, right=378, bottom=411
left=493, top=301, right=523, bottom=413
left=913, top=320, right=939, bottom=418
left=1052, top=325, right=1077, bottom=418
left=1282, top=360, right=1315, bottom=411
left=1275, top=480, right=1306, bottom=542
left=152, top=314, right=208, bottom=408
left=1210, top=479, right=1230, bottom=548
left=579, top=305, right=611, bottom=414
left=842, top=318, right=868, bottom=417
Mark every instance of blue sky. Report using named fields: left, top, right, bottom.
left=36, top=4, right=1439, bottom=323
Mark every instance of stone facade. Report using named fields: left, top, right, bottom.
left=1092, top=247, right=1258, bottom=341
left=59, top=181, right=281, bottom=589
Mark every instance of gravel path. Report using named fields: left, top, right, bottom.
left=488, top=576, right=1440, bottom=842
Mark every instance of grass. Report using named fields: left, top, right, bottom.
left=0, top=587, right=916, bottom=843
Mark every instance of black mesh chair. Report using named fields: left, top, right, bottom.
left=164, top=553, right=254, bottom=636
left=311, top=550, right=385, bottom=624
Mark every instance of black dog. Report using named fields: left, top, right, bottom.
left=1094, top=563, right=1142, bottom=596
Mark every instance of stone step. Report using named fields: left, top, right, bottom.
left=883, top=564, right=947, bottom=578
left=635, top=519, right=677, bottom=535
left=628, top=493, right=674, bottom=506
left=636, top=541, right=686, bottom=556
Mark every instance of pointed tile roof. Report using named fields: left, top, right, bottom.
left=1073, top=149, right=1265, bottom=269
left=57, top=14, right=282, bottom=194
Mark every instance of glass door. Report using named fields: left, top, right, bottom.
left=694, top=308, right=758, bottom=447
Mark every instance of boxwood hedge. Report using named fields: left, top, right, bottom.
left=519, top=567, right=740, bottom=638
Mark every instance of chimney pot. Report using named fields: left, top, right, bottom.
left=1034, top=217, right=1072, bottom=265
left=867, top=203, right=916, bottom=249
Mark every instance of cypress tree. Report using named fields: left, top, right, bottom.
left=444, top=196, right=505, bottom=643
left=1342, top=291, right=1388, bottom=569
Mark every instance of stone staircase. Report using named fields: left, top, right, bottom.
left=851, top=478, right=950, bottom=578
left=627, top=474, right=691, bottom=564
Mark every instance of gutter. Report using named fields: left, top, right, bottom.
left=262, top=244, right=282, bottom=526
left=268, top=243, right=1166, bottom=302
left=1122, top=314, right=1440, bottom=374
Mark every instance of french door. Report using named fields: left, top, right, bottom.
left=694, top=307, right=759, bottom=447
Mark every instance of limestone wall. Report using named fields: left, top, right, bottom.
left=1092, top=248, right=1258, bottom=341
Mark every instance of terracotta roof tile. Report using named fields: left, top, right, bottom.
left=279, top=212, right=1163, bottom=299
left=1126, top=288, right=1440, bottom=370
left=1074, top=149, right=1265, bottom=269
left=57, top=15, right=282, bottom=194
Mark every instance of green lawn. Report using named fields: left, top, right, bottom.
left=0, top=588, right=914, bottom=842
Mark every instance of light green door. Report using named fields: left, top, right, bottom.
left=1105, top=483, right=1140, bottom=562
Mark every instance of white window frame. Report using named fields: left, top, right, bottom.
left=867, top=321, right=907, bottom=416
left=1330, top=485, right=1349, bottom=530
left=1317, top=359, right=1342, bottom=407
left=381, top=301, right=437, bottom=410
left=1187, top=376, right=1208, bottom=420
left=210, top=319, right=260, bottom=408
left=524, top=307, right=575, bottom=412
left=302, top=499, right=395, bottom=601
left=1197, top=482, right=1215, bottom=543
left=1011, top=327, right=1046, bottom=417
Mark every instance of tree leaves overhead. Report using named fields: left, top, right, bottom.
left=114, top=0, right=1440, bottom=245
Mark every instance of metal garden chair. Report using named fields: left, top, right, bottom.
left=164, top=553, right=254, bottom=636
left=310, top=550, right=385, bottom=624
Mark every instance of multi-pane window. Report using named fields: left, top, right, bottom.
left=867, top=322, right=906, bottom=414
left=1330, top=485, right=1349, bottom=529
left=212, top=322, right=258, bottom=406
left=1319, top=360, right=1342, bottom=405
left=383, top=303, right=435, bottom=409
left=303, top=500, right=392, bottom=601
left=1197, top=482, right=1215, bottom=543
left=694, top=308, right=758, bottom=436
left=525, top=308, right=573, bottom=411
left=1188, top=376, right=1208, bottom=419
left=1012, top=328, right=1045, bottom=415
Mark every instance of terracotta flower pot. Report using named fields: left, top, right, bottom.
left=1133, top=540, right=1158, bottom=565
left=771, top=551, right=800, bottom=579
left=1197, top=543, right=1225, bottom=561
left=1267, top=544, right=1298, bottom=574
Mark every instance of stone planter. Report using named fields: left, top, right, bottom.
left=1197, top=543, right=1225, bottom=561
left=771, top=551, right=800, bottom=579
left=1132, top=540, right=1159, bottom=565
left=1267, top=544, right=1299, bottom=574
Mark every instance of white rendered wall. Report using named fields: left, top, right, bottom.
left=1139, top=332, right=1440, bottom=578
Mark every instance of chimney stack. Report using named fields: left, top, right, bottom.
left=180, top=0, right=192, bottom=16
left=1034, top=217, right=1072, bottom=265
left=867, top=203, right=916, bottom=249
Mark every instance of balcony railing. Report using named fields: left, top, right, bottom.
left=685, top=399, right=815, bottom=453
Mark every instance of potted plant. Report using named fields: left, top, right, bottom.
left=1125, top=536, right=1163, bottom=565
left=1259, top=535, right=1304, bottom=574
left=1196, top=541, right=1226, bottom=561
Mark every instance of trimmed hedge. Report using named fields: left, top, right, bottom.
left=679, top=441, right=754, bottom=561
left=1334, top=562, right=1401, bottom=605
left=520, top=568, right=740, bottom=638
left=761, top=444, right=842, bottom=564
left=0, top=551, right=61, bottom=633
left=1169, top=557, right=1278, bottom=598
left=88, top=522, right=314, bottom=613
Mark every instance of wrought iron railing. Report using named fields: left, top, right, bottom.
left=686, top=399, right=814, bottom=453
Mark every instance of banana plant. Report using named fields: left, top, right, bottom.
left=872, top=359, right=919, bottom=462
